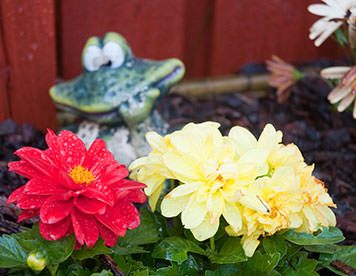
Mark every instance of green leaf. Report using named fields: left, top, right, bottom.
left=178, top=254, right=204, bottom=276
left=73, top=238, right=112, bottom=260
left=262, top=235, right=287, bottom=259
left=17, top=224, right=75, bottom=267
left=206, top=237, right=247, bottom=264
left=156, top=264, right=180, bottom=276
left=277, top=251, right=318, bottom=276
left=0, top=223, right=75, bottom=272
left=119, top=209, right=161, bottom=246
left=304, top=244, right=338, bottom=254
left=0, top=234, right=28, bottom=268
left=235, top=251, right=280, bottom=276
left=91, top=270, right=114, bottom=276
left=282, top=227, right=344, bottom=245
left=152, top=237, right=205, bottom=264
left=319, top=245, right=356, bottom=274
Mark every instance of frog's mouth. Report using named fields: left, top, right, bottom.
left=54, top=102, right=121, bottom=123
left=154, top=65, right=183, bottom=90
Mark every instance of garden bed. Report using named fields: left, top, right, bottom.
left=0, top=75, right=355, bottom=275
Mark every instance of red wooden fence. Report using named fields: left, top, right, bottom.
left=0, top=0, right=341, bottom=131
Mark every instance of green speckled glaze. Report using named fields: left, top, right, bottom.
left=50, top=32, right=185, bottom=126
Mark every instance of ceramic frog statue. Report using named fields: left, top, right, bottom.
left=50, top=32, right=184, bottom=165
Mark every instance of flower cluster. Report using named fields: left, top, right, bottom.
left=308, top=0, right=356, bottom=47
left=7, top=130, right=146, bottom=248
left=129, top=122, right=336, bottom=257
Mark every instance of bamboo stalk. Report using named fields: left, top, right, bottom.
left=170, top=73, right=270, bottom=98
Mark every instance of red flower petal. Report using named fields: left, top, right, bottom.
left=7, top=186, right=25, bottom=204
left=101, top=165, right=129, bottom=186
left=40, top=196, right=74, bottom=224
left=110, top=179, right=146, bottom=190
left=58, top=130, right=87, bottom=170
left=57, top=171, right=82, bottom=190
left=82, top=139, right=116, bottom=177
left=95, top=206, right=127, bottom=236
left=97, top=223, right=118, bottom=247
left=83, top=182, right=115, bottom=206
left=45, top=129, right=66, bottom=170
left=15, top=147, right=58, bottom=178
left=24, top=177, right=67, bottom=195
left=127, top=190, right=146, bottom=203
left=74, top=196, right=106, bottom=215
left=18, top=209, right=39, bottom=222
left=114, top=189, right=130, bottom=201
left=39, top=216, right=71, bottom=240
left=17, top=194, right=48, bottom=209
left=8, top=160, right=43, bottom=179
left=117, top=199, right=140, bottom=229
left=71, top=207, right=99, bottom=247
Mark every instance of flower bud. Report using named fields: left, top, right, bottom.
left=27, top=252, right=46, bottom=272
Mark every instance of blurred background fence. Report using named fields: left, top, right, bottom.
left=0, top=0, right=341, bottom=131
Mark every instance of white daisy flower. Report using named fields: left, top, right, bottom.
left=308, top=0, right=356, bottom=46
left=321, top=66, right=356, bottom=118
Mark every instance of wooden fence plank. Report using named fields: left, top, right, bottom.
left=183, top=0, right=214, bottom=77
left=209, top=0, right=341, bottom=76
left=58, top=0, right=186, bottom=80
left=0, top=22, right=10, bottom=122
left=1, top=0, right=57, bottom=131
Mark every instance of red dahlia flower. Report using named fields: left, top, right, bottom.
left=7, top=129, right=146, bottom=248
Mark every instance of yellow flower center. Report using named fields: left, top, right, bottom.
left=69, top=165, right=96, bottom=186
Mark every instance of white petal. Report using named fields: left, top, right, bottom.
left=328, top=85, right=351, bottom=103
left=338, top=93, right=355, bottom=111
left=321, top=66, right=351, bottom=79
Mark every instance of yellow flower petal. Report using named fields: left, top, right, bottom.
left=239, top=194, right=270, bottom=215
left=315, top=205, right=336, bottom=226
left=206, top=191, right=224, bottom=224
left=166, top=182, right=202, bottom=198
left=145, top=132, right=167, bottom=153
left=163, top=151, right=200, bottom=183
left=288, top=213, right=303, bottom=228
left=241, top=234, right=260, bottom=257
left=228, top=126, right=257, bottom=156
left=222, top=202, right=242, bottom=232
left=161, top=195, right=190, bottom=217
left=257, top=123, right=282, bottom=152
left=303, top=206, right=318, bottom=232
left=191, top=215, right=219, bottom=241
left=148, top=183, right=164, bottom=211
left=237, top=148, right=269, bottom=176
left=181, top=196, right=208, bottom=229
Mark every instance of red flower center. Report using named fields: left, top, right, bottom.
left=69, top=165, right=96, bottom=186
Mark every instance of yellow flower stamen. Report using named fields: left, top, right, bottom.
left=69, top=165, right=96, bottom=186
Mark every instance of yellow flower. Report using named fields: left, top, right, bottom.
left=160, top=122, right=254, bottom=241
left=129, top=131, right=174, bottom=210
left=130, top=122, right=337, bottom=258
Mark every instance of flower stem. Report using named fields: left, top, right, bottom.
left=210, top=237, right=215, bottom=251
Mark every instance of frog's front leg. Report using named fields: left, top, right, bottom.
left=118, top=88, right=160, bottom=126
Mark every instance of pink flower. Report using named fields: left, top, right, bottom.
left=7, top=130, right=146, bottom=248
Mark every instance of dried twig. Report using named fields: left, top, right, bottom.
left=99, top=254, right=126, bottom=276
left=331, top=260, right=356, bottom=275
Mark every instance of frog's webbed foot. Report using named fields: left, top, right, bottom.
left=118, top=88, right=160, bottom=126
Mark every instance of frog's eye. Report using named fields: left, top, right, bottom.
left=83, top=45, right=106, bottom=72
left=102, top=41, right=125, bottom=69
